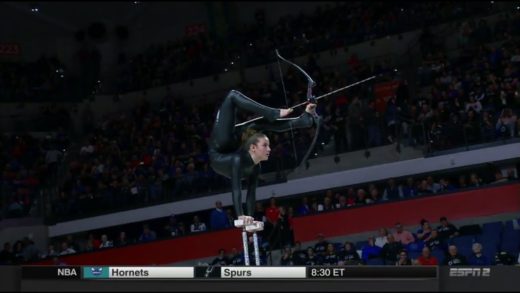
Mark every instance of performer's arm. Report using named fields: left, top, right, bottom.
left=245, top=166, right=259, bottom=216
left=245, top=112, right=317, bottom=132
left=241, top=103, right=318, bottom=132
left=231, top=154, right=244, bottom=217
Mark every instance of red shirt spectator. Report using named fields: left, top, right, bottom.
left=417, top=255, right=438, bottom=265
left=416, top=247, right=439, bottom=265
left=265, top=197, right=279, bottom=225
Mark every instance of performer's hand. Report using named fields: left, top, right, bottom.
left=280, top=108, right=294, bottom=118
left=305, top=103, right=317, bottom=115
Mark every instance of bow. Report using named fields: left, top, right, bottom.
left=275, top=49, right=321, bottom=170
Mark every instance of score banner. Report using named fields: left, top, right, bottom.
left=22, top=266, right=437, bottom=280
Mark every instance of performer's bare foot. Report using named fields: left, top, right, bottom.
left=280, top=108, right=293, bottom=118
left=305, top=103, right=317, bottom=115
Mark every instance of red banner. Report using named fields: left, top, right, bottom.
left=29, top=184, right=520, bottom=266
left=292, top=183, right=520, bottom=242
left=373, top=80, right=400, bottom=113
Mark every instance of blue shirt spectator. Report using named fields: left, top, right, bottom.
left=296, top=196, right=311, bottom=216
left=210, top=201, right=230, bottom=230
left=468, top=243, right=492, bottom=265
left=138, top=224, right=157, bottom=242
left=361, top=237, right=382, bottom=263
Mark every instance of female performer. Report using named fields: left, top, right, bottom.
left=209, top=89, right=318, bottom=222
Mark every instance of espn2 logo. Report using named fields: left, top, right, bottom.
left=449, top=268, right=491, bottom=277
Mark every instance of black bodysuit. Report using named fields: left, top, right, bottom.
left=209, top=90, right=317, bottom=217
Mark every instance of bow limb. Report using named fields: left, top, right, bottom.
left=275, top=49, right=321, bottom=170
left=276, top=50, right=299, bottom=168
left=275, top=49, right=316, bottom=101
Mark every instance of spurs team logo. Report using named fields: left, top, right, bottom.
left=449, top=268, right=491, bottom=277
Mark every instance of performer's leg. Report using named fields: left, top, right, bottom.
left=211, top=90, right=281, bottom=150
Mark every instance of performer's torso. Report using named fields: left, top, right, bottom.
left=209, top=148, right=258, bottom=180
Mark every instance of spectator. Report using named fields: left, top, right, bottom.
left=438, top=177, right=456, bottom=192
left=0, top=242, right=14, bottom=264
left=415, top=246, right=439, bottom=265
left=400, top=177, right=418, bottom=198
left=190, top=215, right=207, bottom=233
left=392, top=222, right=416, bottom=246
left=45, top=145, right=63, bottom=178
left=12, top=241, right=24, bottom=264
left=468, top=172, right=482, bottom=187
left=364, top=99, right=383, bottom=147
left=347, top=95, right=364, bottom=150
left=41, top=244, right=59, bottom=260
left=467, top=242, right=491, bottom=265
left=417, top=179, right=433, bottom=196
left=305, top=247, right=323, bottom=265
left=465, top=94, right=483, bottom=113
left=115, top=231, right=129, bottom=247
left=291, top=241, right=308, bottom=266
left=99, top=234, right=113, bottom=249
left=366, top=186, right=381, bottom=204
left=272, top=206, right=293, bottom=248
left=443, top=244, right=468, bottom=266
left=396, top=249, right=412, bottom=266
left=209, top=201, right=229, bottom=231
left=425, top=230, right=445, bottom=251
left=385, top=96, right=400, bottom=143
left=416, top=219, right=433, bottom=242
left=317, top=196, right=335, bottom=212
left=457, top=175, right=468, bottom=189
left=322, top=243, right=339, bottom=266
left=211, top=248, right=229, bottom=266
left=314, top=234, right=329, bottom=256
left=296, top=196, right=311, bottom=216
left=176, top=222, right=188, bottom=236
left=495, top=108, right=517, bottom=138
left=338, top=242, right=361, bottom=265
left=382, top=178, right=401, bottom=200
left=265, top=197, right=280, bottom=226
left=164, top=214, right=179, bottom=237
left=490, top=170, right=508, bottom=184
left=361, top=237, right=382, bottom=263
left=355, top=188, right=368, bottom=205
left=139, top=224, right=157, bottom=242
left=21, top=237, right=39, bottom=262
left=330, top=106, right=348, bottom=155
left=495, top=251, right=516, bottom=265
left=481, top=111, right=496, bottom=141
left=437, top=216, right=459, bottom=240
left=85, top=234, right=101, bottom=252
left=228, top=248, right=243, bottom=266
left=59, top=241, right=76, bottom=256
left=426, top=176, right=442, bottom=193
left=506, top=169, right=517, bottom=181
left=335, top=194, right=349, bottom=209
left=375, top=227, right=389, bottom=248
left=280, top=246, right=293, bottom=266
left=382, top=234, right=404, bottom=265
left=65, top=235, right=80, bottom=253
left=225, top=209, right=236, bottom=228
